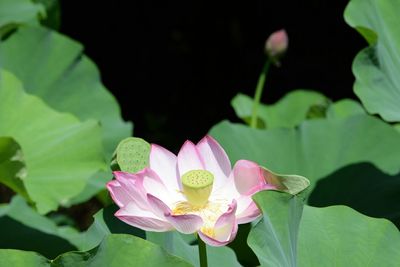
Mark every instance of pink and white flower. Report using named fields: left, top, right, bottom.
left=107, top=135, right=276, bottom=246
left=265, top=29, right=288, bottom=58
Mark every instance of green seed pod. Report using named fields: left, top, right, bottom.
left=110, top=137, right=150, bottom=173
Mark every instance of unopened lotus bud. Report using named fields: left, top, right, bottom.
left=265, top=29, right=288, bottom=65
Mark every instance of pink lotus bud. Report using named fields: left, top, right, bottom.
left=265, top=29, right=288, bottom=61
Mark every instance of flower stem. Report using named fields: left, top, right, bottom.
left=250, top=59, right=271, bottom=128
left=197, top=235, right=208, bottom=267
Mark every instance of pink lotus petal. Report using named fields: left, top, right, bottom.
left=177, top=140, right=204, bottom=176
left=235, top=196, right=261, bottom=224
left=113, top=171, right=149, bottom=210
left=233, top=160, right=269, bottom=195
left=147, top=194, right=203, bottom=234
left=198, top=200, right=238, bottom=246
left=141, top=168, right=182, bottom=206
left=165, top=213, right=203, bottom=234
left=210, top=175, right=240, bottom=201
left=149, top=144, right=181, bottom=191
left=106, top=180, right=132, bottom=207
left=113, top=169, right=182, bottom=210
left=146, top=193, right=171, bottom=218
left=115, top=202, right=172, bottom=232
left=196, top=135, right=231, bottom=191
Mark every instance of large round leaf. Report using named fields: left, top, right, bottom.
left=309, top=162, right=400, bottom=227
left=325, top=99, right=366, bottom=119
left=52, top=234, right=193, bottom=267
left=248, top=191, right=303, bottom=266
left=0, top=25, right=133, bottom=203
left=0, top=199, right=145, bottom=258
left=231, top=90, right=329, bottom=129
left=0, top=70, right=106, bottom=213
left=34, top=0, right=60, bottom=30
left=0, top=234, right=193, bottom=267
left=210, top=115, right=400, bottom=194
left=147, top=231, right=241, bottom=267
left=298, top=206, right=400, bottom=266
left=345, top=0, right=400, bottom=122
left=80, top=204, right=241, bottom=267
left=77, top=204, right=145, bottom=251
left=0, top=196, right=78, bottom=258
left=0, top=250, right=49, bottom=266
left=0, top=25, right=132, bottom=159
left=210, top=115, right=400, bottom=225
left=248, top=190, right=400, bottom=267
left=0, top=137, right=27, bottom=198
left=0, top=0, right=44, bottom=35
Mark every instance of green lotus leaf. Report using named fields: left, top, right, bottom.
left=249, top=190, right=400, bottom=267
left=77, top=204, right=241, bottom=267
left=325, top=98, right=366, bottom=119
left=231, top=90, right=330, bottom=129
left=345, top=0, right=400, bottom=122
left=0, top=25, right=133, bottom=203
left=248, top=190, right=303, bottom=266
left=0, top=0, right=44, bottom=36
left=0, top=70, right=106, bottom=213
left=52, top=234, right=193, bottom=267
left=0, top=26, right=132, bottom=158
left=34, top=0, right=60, bottom=30
left=298, top=205, right=400, bottom=266
left=77, top=205, right=145, bottom=251
left=309, top=162, right=400, bottom=227
left=0, top=199, right=145, bottom=258
left=147, top=231, right=241, bottom=267
left=0, top=137, right=28, bottom=198
left=210, top=115, right=400, bottom=224
left=0, top=250, right=50, bottom=266
left=0, top=196, right=79, bottom=258
left=0, top=234, right=193, bottom=267
left=210, top=115, right=400, bottom=193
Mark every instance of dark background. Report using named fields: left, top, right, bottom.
left=60, top=0, right=365, bottom=151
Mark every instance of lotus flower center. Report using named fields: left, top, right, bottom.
left=181, top=170, right=214, bottom=207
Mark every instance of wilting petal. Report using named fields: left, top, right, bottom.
left=106, top=180, right=132, bottom=207
left=197, top=135, right=231, bottom=191
left=235, top=196, right=261, bottom=224
left=178, top=140, right=204, bottom=176
left=149, top=144, right=181, bottom=191
left=147, top=194, right=203, bottom=234
left=233, top=160, right=275, bottom=195
left=198, top=200, right=238, bottom=246
left=115, top=201, right=172, bottom=232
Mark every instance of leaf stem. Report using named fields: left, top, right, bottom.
left=250, top=59, right=271, bottom=128
left=197, top=235, right=208, bottom=267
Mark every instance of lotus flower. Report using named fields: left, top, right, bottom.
left=107, top=135, right=276, bottom=246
